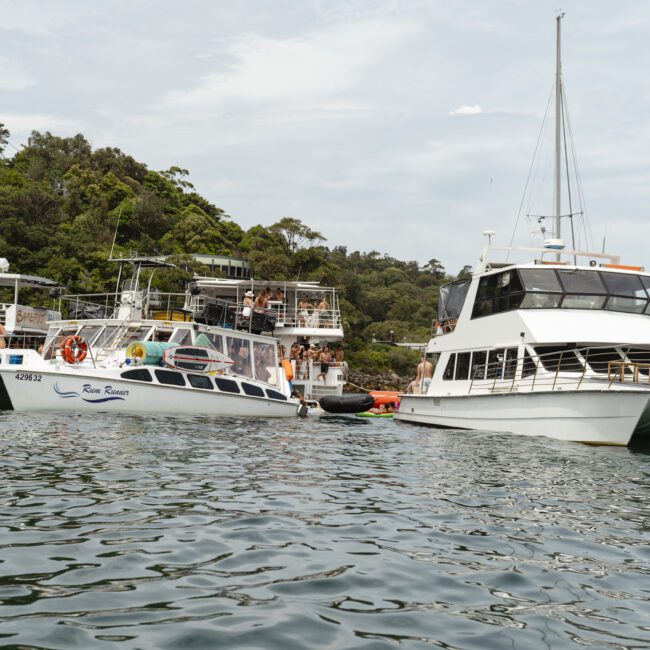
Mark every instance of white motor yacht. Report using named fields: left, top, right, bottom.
left=395, top=244, right=650, bottom=445
left=396, top=16, right=650, bottom=446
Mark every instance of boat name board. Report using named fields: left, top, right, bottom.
left=54, top=381, right=130, bottom=403
left=6, top=304, right=61, bottom=332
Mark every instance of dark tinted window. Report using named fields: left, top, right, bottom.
left=472, top=271, right=524, bottom=318
left=486, top=349, right=504, bottom=379
left=154, top=369, right=186, bottom=386
left=242, top=382, right=265, bottom=397
left=583, top=347, right=623, bottom=374
left=266, top=389, right=288, bottom=401
left=557, top=270, right=606, bottom=294
left=600, top=272, right=647, bottom=298
left=470, top=351, right=486, bottom=380
left=519, top=269, right=562, bottom=292
left=455, top=352, right=471, bottom=380
left=215, top=377, right=240, bottom=393
left=121, top=368, right=152, bottom=382
left=443, top=354, right=455, bottom=380
left=626, top=348, right=650, bottom=376
left=522, top=350, right=537, bottom=378
left=504, top=348, right=518, bottom=380
left=534, top=345, right=583, bottom=372
left=188, top=374, right=213, bottom=389
left=605, top=296, right=647, bottom=314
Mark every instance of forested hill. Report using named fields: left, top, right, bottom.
left=0, top=125, right=470, bottom=373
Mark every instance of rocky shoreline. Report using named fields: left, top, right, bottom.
left=344, top=368, right=411, bottom=393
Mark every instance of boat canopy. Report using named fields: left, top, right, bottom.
left=438, top=279, right=470, bottom=321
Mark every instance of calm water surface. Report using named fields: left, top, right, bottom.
left=0, top=412, right=649, bottom=649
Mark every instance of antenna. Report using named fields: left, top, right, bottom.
left=483, top=229, right=496, bottom=245
left=109, top=208, right=122, bottom=260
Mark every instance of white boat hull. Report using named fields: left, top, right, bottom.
left=0, top=368, right=300, bottom=418
left=395, top=390, right=650, bottom=445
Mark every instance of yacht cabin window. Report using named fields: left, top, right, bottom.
left=504, top=348, right=518, bottom=379
left=443, top=347, right=519, bottom=381
left=470, top=351, right=486, bottom=380
left=534, top=345, right=584, bottom=372
left=582, top=347, right=624, bottom=374
left=472, top=268, right=650, bottom=318
left=443, top=355, right=455, bottom=380
left=454, top=352, right=471, bottom=380
left=188, top=374, right=213, bottom=389
left=154, top=369, right=186, bottom=386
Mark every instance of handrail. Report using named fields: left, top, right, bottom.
left=461, top=344, right=650, bottom=396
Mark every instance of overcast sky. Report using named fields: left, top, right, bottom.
left=2, top=0, right=649, bottom=274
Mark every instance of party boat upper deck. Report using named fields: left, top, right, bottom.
left=0, top=258, right=64, bottom=347
left=185, top=277, right=346, bottom=402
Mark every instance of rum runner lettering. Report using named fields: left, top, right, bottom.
left=82, top=384, right=130, bottom=397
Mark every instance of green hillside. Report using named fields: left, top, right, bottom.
left=0, top=124, right=469, bottom=374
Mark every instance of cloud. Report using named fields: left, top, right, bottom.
left=0, top=56, right=35, bottom=90
left=0, top=1, right=78, bottom=35
left=450, top=104, right=483, bottom=115
left=164, top=17, right=423, bottom=111
left=2, top=114, right=81, bottom=143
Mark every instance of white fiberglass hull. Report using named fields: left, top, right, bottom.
left=395, top=390, right=650, bottom=446
left=0, top=368, right=300, bottom=418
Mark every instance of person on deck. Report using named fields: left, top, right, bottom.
left=254, top=288, right=269, bottom=311
left=408, top=355, right=434, bottom=394
left=317, top=344, right=331, bottom=382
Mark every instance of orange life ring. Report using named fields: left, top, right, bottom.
left=61, top=335, right=88, bottom=364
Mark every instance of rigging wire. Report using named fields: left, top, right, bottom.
left=507, top=83, right=555, bottom=259
left=560, top=86, right=577, bottom=262
left=563, top=87, right=593, bottom=251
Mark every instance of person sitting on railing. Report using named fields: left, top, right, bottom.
left=242, top=290, right=255, bottom=319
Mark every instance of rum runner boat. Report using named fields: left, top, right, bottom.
left=0, top=257, right=304, bottom=417
left=395, top=16, right=650, bottom=446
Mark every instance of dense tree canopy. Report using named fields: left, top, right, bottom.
left=0, top=127, right=469, bottom=373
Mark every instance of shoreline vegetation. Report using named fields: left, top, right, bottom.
left=0, top=125, right=470, bottom=379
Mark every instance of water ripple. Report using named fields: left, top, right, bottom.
left=0, top=412, right=649, bottom=648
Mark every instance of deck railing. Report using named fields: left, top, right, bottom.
left=464, top=345, right=650, bottom=395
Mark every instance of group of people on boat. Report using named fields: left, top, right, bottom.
left=239, top=288, right=332, bottom=327
left=288, top=340, right=344, bottom=381
left=297, top=294, right=330, bottom=326
left=242, top=287, right=286, bottom=313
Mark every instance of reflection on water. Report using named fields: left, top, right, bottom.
left=1, top=412, right=649, bottom=649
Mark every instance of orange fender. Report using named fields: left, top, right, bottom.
left=282, top=359, right=294, bottom=381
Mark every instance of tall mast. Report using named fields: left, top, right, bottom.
left=554, top=13, right=564, bottom=256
